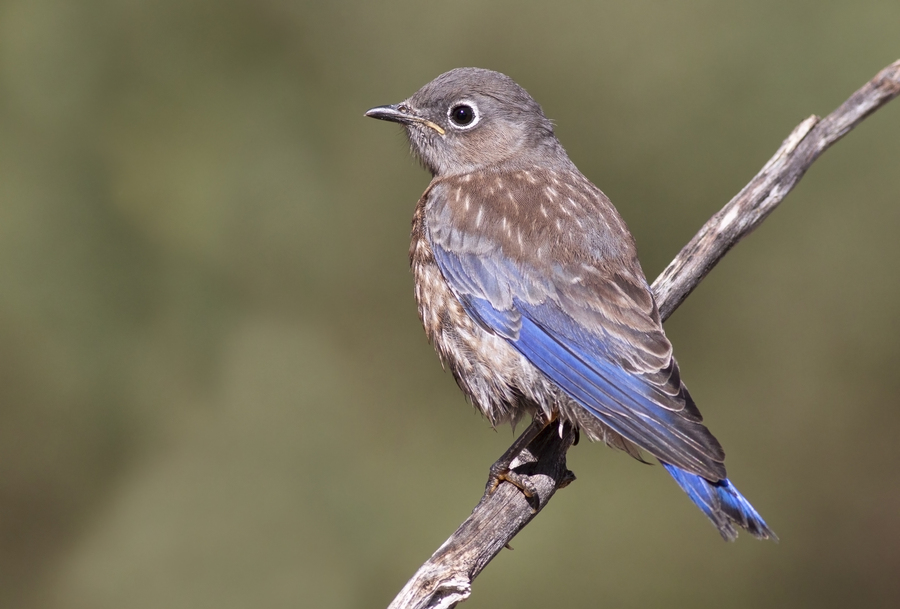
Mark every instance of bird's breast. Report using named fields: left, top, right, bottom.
left=409, top=189, right=557, bottom=427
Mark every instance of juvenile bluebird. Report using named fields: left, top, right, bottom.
left=366, top=68, right=775, bottom=541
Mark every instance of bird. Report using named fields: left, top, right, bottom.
left=365, top=67, right=775, bottom=541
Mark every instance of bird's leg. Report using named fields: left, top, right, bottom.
left=486, top=413, right=554, bottom=498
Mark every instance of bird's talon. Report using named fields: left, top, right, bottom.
left=487, top=468, right=536, bottom=498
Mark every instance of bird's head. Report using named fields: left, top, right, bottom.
left=366, top=68, right=564, bottom=177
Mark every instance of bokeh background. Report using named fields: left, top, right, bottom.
left=1, top=0, right=899, bottom=607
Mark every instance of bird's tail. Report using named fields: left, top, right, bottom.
left=661, top=462, right=776, bottom=541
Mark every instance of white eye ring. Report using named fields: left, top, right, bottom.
left=447, top=100, right=480, bottom=129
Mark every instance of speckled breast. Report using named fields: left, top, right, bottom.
left=408, top=181, right=557, bottom=428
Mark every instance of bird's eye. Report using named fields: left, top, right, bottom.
left=449, top=103, right=477, bottom=127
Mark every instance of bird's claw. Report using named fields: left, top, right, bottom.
left=487, top=462, right=537, bottom=498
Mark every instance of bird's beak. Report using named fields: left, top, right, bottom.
left=365, top=103, right=446, bottom=135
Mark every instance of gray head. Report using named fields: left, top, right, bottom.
left=366, top=68, right=568, bottom=177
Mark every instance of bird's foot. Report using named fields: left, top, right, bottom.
left=484, top=415, right=554, bottom=498
left=486, top=461, right=537, bottom=498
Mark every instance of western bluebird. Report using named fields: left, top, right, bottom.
left=366, top=68, right=774, bottom=541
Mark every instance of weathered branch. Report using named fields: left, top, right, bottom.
left=653, top=59, right=900, bottom=319
left=388, top=59, right=900, bottom=609
left=388, top=423, right=577, bottom=609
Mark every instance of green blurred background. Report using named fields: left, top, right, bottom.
left=1, top=0, right=899, bottom=607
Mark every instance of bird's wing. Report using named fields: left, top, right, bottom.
left=427, top=172, right=726, bottom=480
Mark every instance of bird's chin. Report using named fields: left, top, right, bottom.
left=405, top=129, right=443, bottom=177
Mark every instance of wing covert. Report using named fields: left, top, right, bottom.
left=426, top=174, right=726, bottom=480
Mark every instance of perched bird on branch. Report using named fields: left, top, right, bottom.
left=366, top=67, right=774, bottom=541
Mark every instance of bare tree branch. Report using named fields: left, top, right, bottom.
left=388, top=423, right=577, bottom=609
left=653, top=59, right=900, bottom=319
left=387, top=59, right=900, bottom=609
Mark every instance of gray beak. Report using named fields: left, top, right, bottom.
left=365, top=103, right=446, bottom=135
left=365, top=104, right=411, bottom=123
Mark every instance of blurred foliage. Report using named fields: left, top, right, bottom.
left=0, top=0, right=899, bottom=607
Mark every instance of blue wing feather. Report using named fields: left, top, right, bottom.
left=435, top=239, right=720, bottom=476
left=461, top=293, right=719, bottom=475
left=426, top=174, right=773, bottom=539
left=459, top=284, right=775, bottom=540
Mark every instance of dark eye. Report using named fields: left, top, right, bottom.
left=449, top=104, right=475, bottom=126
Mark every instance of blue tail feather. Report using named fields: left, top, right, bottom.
left=661, top=463, right=776, bottom=541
